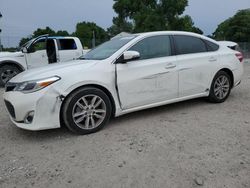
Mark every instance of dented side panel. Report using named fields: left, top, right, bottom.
left=116, top=56, right=178, bottom=109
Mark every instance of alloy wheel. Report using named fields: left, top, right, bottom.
left=213, top=75, right=230, bottom=100
left=72, top=95, right=107, bottom=130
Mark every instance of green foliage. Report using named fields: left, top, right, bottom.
left=109, top=0, right=203, bottom=35
left=72, top=22, right=108, bottom=48
left=172, top=15, right=203, bottom=34
left=56, top=30, right=70, bottom=36
left=33, top=27, right=56, bottom=37
left=17, top=1, right=207, bottom=48
left=107, top=17, right=133, bottom=37
left=213, top=9, right=250, bottom=42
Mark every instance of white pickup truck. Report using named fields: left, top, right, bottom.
left=0, top=35, right=89, bottom=85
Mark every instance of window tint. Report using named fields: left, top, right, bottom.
left=129, top=35, right=171, bottom=60
left=204, top=40, right=219, bottom=51
left=59, top=39, right=77, bottom=50
left=174, top=35, right=207, bottom=55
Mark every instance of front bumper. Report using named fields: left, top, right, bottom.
left=3, top=87, right=62, bottom=131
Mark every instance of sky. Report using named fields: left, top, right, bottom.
left=0, top=0, right=249, bottom=47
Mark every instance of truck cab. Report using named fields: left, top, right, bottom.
left=0, top=35, right=86, bottom=86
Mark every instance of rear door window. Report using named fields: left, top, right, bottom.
left=203, top=40, right=219, bottom=52
left=58, top=39, right=77, bottom=50
left=173, top=35, right=207, bottom=55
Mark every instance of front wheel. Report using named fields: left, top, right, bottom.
left=0, top=65, right=21, bottom=86
left=62, top=87, right=112, bottom=135
left=208, top=71, right=232, bottom=103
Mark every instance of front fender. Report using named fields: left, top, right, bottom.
left=0, top=58, right=26, bottom=71
left=56, top=80, right=121, bottom=116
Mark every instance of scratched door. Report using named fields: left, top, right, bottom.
left=116, top=35, right=178, bottom=109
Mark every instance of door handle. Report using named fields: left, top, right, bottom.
left=165, top=63, right=176, bottom=69
left=209, top=57, right=217, bottom=62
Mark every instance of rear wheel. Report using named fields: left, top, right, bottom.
left=208, top=71, right=232, bottom=103
left=62, top=87, right=112, bottom=135
left=0, top=65, right=21, bottom=86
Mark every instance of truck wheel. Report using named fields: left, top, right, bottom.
left=0, top=65, right=20, bottom=86
left=62, top=87, right=112, bottom=135
left=208, top=71, right=232, bottom=103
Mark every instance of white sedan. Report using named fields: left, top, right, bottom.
left=3, top=31, right=244, bottom=135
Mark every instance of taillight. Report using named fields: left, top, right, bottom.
left=236, top=52, right=243, bottom=62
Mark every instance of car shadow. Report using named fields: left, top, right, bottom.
left=109, top=97, right=209, bottom=125
left=9, top=97, right=215, bottom=140
left=10, top=125, right=75, bottom=141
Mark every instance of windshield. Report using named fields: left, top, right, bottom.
left=80, top=36, right=136, bottom=60
left=18, top=39, right=34, bottom=51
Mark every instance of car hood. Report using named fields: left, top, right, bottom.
left=10, top=60, right=98, bottom=82
left=0, top=51, right=23, bottom=58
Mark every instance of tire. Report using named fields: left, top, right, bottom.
left=208, top=71, right=232, bottom=103
left=62, top=87, right=112, bottom=135
left=0, top=65, right=21, bottom=86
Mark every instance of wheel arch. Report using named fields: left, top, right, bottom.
left=60, top=84, right=116, bottom=124
left=0, top=60, right=25, bottom=72
left=217, top=68, right=234, bottom=88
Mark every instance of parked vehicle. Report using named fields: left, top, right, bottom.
left=3, top=31, right=244, bottom=135
left=0, top=35, right=88, bottom=86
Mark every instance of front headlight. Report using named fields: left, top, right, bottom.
left=13, top=76, right=61, bottom=93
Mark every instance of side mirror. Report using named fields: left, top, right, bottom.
left=117, top=50, right=140, bottom=64
left=123, top=50, right=140, bottom=61
left=22, top=47, right=28, bottom=53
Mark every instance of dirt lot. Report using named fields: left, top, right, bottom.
left=0, top=64, right=250, bottom=188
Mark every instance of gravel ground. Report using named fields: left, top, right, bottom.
left=0, top=63, right=250, bottom=188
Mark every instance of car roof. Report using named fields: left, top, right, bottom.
left=47, top=36, right=76, bottom=39
left=129, top=31, right=218, bottom=44
left=34, top=34, right=76, bottom=40
left=135, top=31, right=198, bottom=36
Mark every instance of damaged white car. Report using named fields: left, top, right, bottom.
left=3, top=31, right=243, bottom=135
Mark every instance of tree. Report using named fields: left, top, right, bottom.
left=213, top=9, right=250, bottom=42
left=109, top=0, right=202, bottom=35
left=73, top=22, right=108, bottom=48
left=172, top=15, right=203, bottom=34
left=107, top=17, right=133, bottom=37
left=33, top=27, right=56, bottom=37
left=56, top=30, right=70, bottom=36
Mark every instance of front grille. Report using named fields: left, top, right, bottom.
left=5, top=82, right=17, bottom=92
left=4, top=100, right=16, bottom=119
